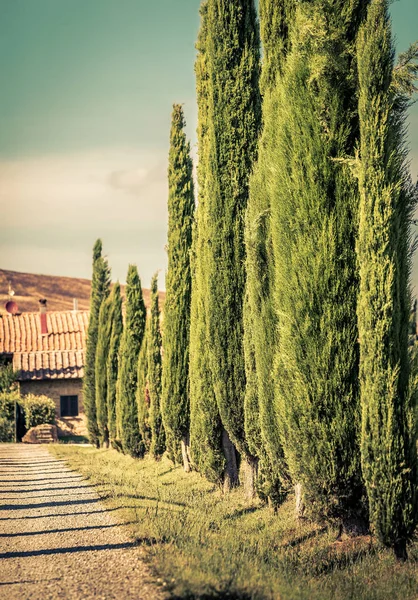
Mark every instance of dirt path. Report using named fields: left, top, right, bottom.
left=0, top=444, right=167, bottom=600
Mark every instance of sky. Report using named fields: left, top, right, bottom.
left=0, top=0, right=417, bottom=289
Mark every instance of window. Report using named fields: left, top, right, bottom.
left=60, top=395, right=78, bottom=417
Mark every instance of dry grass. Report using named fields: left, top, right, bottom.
left=0, top=268, right=165, bottom=313
left=49, top=445, right=418, bottom=600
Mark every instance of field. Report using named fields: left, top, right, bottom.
left=0, top=268, right=165, bottom=314
left=50, top=445, right=418, bottom=600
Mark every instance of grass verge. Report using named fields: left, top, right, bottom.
left=49, top=445, right=418, bottom=600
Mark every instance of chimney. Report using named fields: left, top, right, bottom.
left=73, top=298, right=78, bottom=312
left=39, top=299, right=48, bottom=334
left=39, top=299, right=47, bottom=313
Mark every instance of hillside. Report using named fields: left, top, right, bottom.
left=0, top=269, right=164, bottom=314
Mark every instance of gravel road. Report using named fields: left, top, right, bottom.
left=0, top=443, right=167, bottom=600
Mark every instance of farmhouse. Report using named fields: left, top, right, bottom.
left=0, top=299, right=89, bottom=437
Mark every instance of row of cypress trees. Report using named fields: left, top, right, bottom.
left=186, top=0, right=417, bottom=558
left=83, top=0, right=418, bottom=560
left=84, top=246, right=165, bottom=459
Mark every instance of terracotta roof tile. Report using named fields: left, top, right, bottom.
left=13, top=351, right=84, bottom=380
left=0, top=311, right=88, bottom=381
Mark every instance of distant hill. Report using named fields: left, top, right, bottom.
left=0, top=269, right=164, bottom=314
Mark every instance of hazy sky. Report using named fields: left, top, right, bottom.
left=0, top=0, right=417, bottom=289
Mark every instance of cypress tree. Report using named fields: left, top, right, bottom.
left=95, top=294, right=112, bottom=447
left=148, top=274, right=165, bottom=459
left=137, top=320, right=151, bottom=453
left=83, top=239, right=111, bottom=447
left=203, top=0, right=261, bottom=488
left=189, top=1, right=226, bottom=484
left=244, top=0, right=294, bottom=502
left=356, top=0, right=418, bottom=558
left=116, top=265, right=146, bottom=457
left=107, top=282, right=123, bottom=445
left=161, top=104, right=195, bottom=472
left=270, top=1, right=369, bottom=523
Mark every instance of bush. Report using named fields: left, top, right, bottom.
left=21, top=394, right=56, bottom=429
left=0, top=364, right=19, bottom=393
left=0, top=390, right=20, bottom=442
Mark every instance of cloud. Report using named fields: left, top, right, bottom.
left=108, top=162, right=167, bottom=196
left=0, top=147, right=169, bottom=284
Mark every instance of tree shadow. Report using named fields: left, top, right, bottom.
left=0, top=506, right=146, bottom=521
left=0, top=577, right=62, bottom=586
left=223, top=506, right=260, bottom=521
left=0, top=477, right=85, bottom=484
left=0, top=541, right=138, bottom=559
left=0, top=522, right=136, bottom=538
left=0, top=485, right=97, bottom=494
left=281, top=527, right=327, bottom=548
left=171, top=589, right=254, bottom=600
left=0, top=498, right=100, bottom=511
left=120, top=493, right=188, bottom=508
left=158, top=466, right=178, bottom=477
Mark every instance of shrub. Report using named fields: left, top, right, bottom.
left=0, top=364, right=19, bottom=392
left=22, top=394, right=56, bottom=429
left=0, top=390, right=20, bottom=442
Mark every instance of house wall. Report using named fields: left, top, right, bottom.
left=19, top=379, right=87, bottom=437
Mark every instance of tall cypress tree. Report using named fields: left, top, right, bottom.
left=148, top=274, right=165, bottom=459
left=189, top=1, right=226, bottom=485
left=356, top=0, right=418, bottom=559
left=270, top=0, right=369, bottom=522
left=203, top=0, right=261, bottom=488
left=107, top=282, right=123, bottom=446
left=116, top=265, right=146, bottom=457
left=95, top=294, right=112, bottom=447
left=244, top=0, right=293, bottom=502
left=161, top=104, right=195, bottom=472
left=137, top=320, right=151, bottom=453
left=83, top=239, right=111, bottom=447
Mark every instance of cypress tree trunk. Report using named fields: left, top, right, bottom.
left=270, top=0, right=369, bottom=523
left=107, top=282, right=123, bottom=446
left=116, top=265, right=146, bottom=458
left=356, top=0, right=418, bottom=558
left=244, top=0, right=294, bottom=504
left=95, top=294, right=112, bottom=448
left=148, top=274, right=165, bottom=459
left=203, top=0, right=261, bottom=488
left=161, top=104, right=195, bottom=471
left=83, top=239, right=111, bottom=448
left=189, top=1, right=225, bottom=485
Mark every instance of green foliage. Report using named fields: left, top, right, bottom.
left=0, top=390, right=19, bottom=442
left=0, top=364, right=18, bottom=393
left=148, top=273, right=165, bottom=459
left=95, top=293, right=113, bottom=446
left=244, top=0, right=294, bottom=499
left=189, top=1, right=225, bottom=483
left=107, top=282, right=123, bottom=444
left=259, top=0, right=293, bottom=93
left=270, top=1, right=367, bottom=521
left=83, top=239, right=111, bottom=446
left=21, top=394, right=55, bottom=429
left=356, top=0, right=418, bottom=556
left=202, top=0, right=261, bottom=464
left=161, top=104, right=195, bottom=463
left=136, top=321, right=151, bottom=452
left=392, top=41, right=418, bottom=96
left=116, top=265, right=146, bottom=457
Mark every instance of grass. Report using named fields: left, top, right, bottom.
left=49, top=445, right=418, bottom=600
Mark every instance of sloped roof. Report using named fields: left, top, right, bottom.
left=0, top=311, right=88, bottom=380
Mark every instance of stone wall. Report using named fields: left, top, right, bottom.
left=19, top=379, right=87, bottom=437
